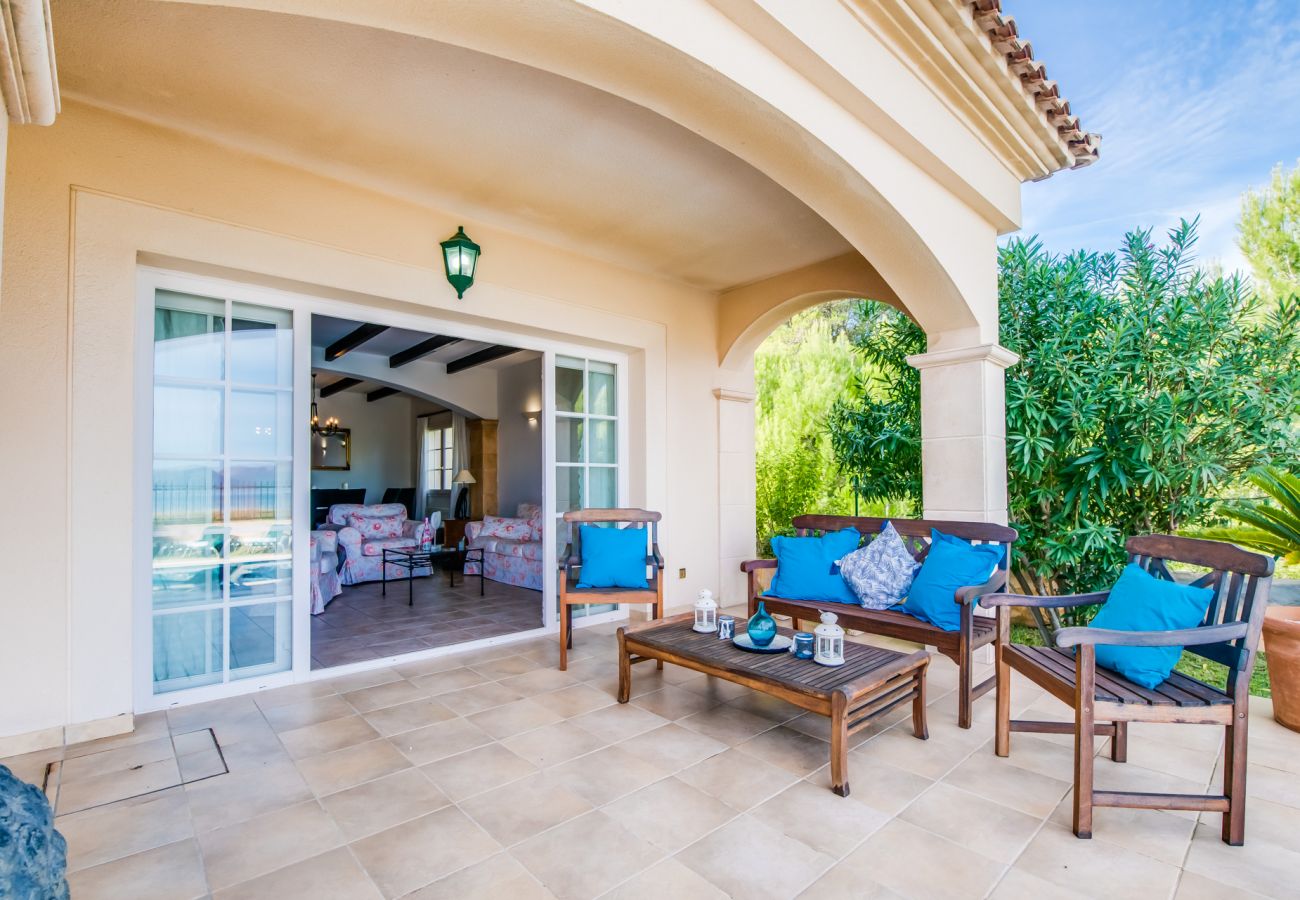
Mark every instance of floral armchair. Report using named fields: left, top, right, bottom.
left=465, top=502, right=544, bottom=590
left=324, top=503, right=437, bottom=586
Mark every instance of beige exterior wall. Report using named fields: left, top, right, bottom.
left=0, top=102, right=722, bottom=742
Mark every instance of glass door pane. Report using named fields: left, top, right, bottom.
left=553, top=356, right=621, bottom=619
left=151, top=289, right=294, bottom=694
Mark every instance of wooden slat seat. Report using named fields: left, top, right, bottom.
left=1006, top=645, right=1231, bottom=708
left=983, top=534, right=1274, bottom=845
left=744, top=515, right=1017, bottom=729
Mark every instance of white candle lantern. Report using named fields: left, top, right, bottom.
left=692, top=589, right=718, bottom=633
left=814, top=611, right=845, bottom=666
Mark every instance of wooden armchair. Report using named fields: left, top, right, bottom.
left=558, top=508, right=664, bottom=670
left=982, top=534, right=1274, bottom=845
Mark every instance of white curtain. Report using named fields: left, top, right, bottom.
left=416, top=418, right=433, bottom=520
left=451, top=413, right=470, bottom=515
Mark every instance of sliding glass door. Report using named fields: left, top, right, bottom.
left=150, top=289, right=295, bottom=694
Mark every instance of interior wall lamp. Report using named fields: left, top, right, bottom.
left=440, top=225, right=481, bottom=299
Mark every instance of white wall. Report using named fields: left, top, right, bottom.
left=496, top=357, right=544, bottom=514
left=310, top=390, right=415, bottom=503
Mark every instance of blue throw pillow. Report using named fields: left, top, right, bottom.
left=900, top=529, right=1003, bottom=631
left=767, top=528, right=861, bottom=605
left=577, top=525, right=648, bottom=589
left=1091, top=563, right=1213, bottom=689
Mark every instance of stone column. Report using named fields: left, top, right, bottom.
left=907, top=343, right=1018, bottom=663
left=715, top=388, right=757, bottom=609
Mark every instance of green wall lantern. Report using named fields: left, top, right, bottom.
left=440, top=225, right=481, bottom=299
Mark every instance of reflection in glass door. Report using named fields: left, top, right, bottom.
left=555, top=355, right=620, bottom=618
left=150, top=290, right=294, bottom=694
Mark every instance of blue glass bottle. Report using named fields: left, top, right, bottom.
left=747, top=600, right=777, bottom=647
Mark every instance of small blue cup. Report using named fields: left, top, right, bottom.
left=792, top=632, right=815, bottom=659
left=717, top=616, right=736, bottom=640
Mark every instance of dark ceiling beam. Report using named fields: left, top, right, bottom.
left=319, top=376, right=361, bottom=398
left=324, top=323, right=388, bottom=361
left=366, top=386, right=400, bottom=403
left=388, top=334, right=461, bottom=368
left=446, top=345, right=521, bottom=374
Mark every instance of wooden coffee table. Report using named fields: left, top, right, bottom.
left=617, top=613, right=930, bottom=796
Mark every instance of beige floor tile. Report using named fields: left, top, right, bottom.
left=854, top=721, right=978, bottom=781
left=513, top=810, right=665, bottom=900
left=67, top=838, right=209, bottom=900
left=393, top=654, right=472, bottom=679
left=406, top=852, right=557, bottom=899
left=350, top=806, right=501, bottom=898
left=678, top=675, right=755, bottom=703
left=469, top=698, right=565, bottom=739
left=804, top=759, right=934, bottom=817
left=941, top=751, right=1071, bottom=818
left=497, top=667, right=582, bottom=697
left=167, top=695, right=262, bottom=732
left=1048, top=790, right=1194, bottom=865
left=988, top=867, right=1089, bottom=899
left=1225, top=794, right=1300, bottom=854
left=602, top=776, right=737, bottom=854
left=676, top=813, right=833, bottom=900
left=387, top=717, right=493, bottom=765
left=797, top=864, right=905, bottom=900
left=421, top=742, right=537, bottom=801
left=1174, top=870, right=1270, bottom=900
left=319, top=768, right=450, bottom=841
left=1016, top=819, right=1182, bottom=898
left=1184, top=821, right=1300, bottom=899
left=530, top=683, right=615, bottom=718
left=460, top=771, right=594, bottom=846
left=547, top=745, right=668, bottom=805
left=280, top=715, right=380, bottom=760
left=63, top=711, right=170, bottom=759
left=602, top=857, right=729, bottom=900
left=437, top=681, right=528, bottom=716
left=57, top=735, right=176, bottom=782
left=0, top=747, right=61, bottom=786
left=736, top=725, right=833, bottom=777
left=57, top=787, right=194, bottom=872
left=186, top=759, right=314, bottom=832
left=1121, top=735, right=1223, bottom=784
left=321, top=666, right=405, bottom=695
left=198, top=799, right=344, bottom=890
left=1129, top=720, right=1225, bottom=754
left=178, top=746, right=227, bottom=782
left=1246, top=761, right=1300, bottom=810
left=677, top=746, right=800, bottom=811
left=900, top=782, right=1041, bottom=864
left=262, top=694, right=356, bottom=732
left=472, top=654, right=544, bottom=679
left=570, top=703, right=671, bottom=744
left=361, top=698, right=457, bottom=737
left=629, top=685, right=721, bottom=721
left=214, top=846, right=383, bottom=899
left=783, top=710, right=883, bottom=748
left=678, top=704, right=778, bottom=746
left=52, top=755, right=182, bottom=815
left=835, top=818, right=1004, bottom=900
left=252, top=681, right=339, bottom=712
left=754, top=779, right=888, bottom=858
left=502, top=720, right=608, bottom=768
left=409, top=666, right=492, bottom=695
left=725, top=690, right=805, bottom=724
left=343, top=679, right=429, bottom=713
left=615, top=723, right=727, bottom=773
left=298, top=738, right=413, bottom=796
left=989, top=733, right=1079, bottom=782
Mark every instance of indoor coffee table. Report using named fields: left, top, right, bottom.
left=382, top=546, right=485, bottom=605
left=617, top=613, right=930, bottom=796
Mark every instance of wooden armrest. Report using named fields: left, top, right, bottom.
left=740, top=559, right=777, bottom=572
left=559, top=543, right=579, bottom=572
left=979, top=590, right=1110, bottom=610
left=955, top=571, right=1008, bottom=605
left=649, top=543, right=664, bottom=569
left=1055, top=621, right=1248, bottom=649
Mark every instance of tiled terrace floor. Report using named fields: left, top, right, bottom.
left=6, top=610, right=1300, bottom=900
left=311, top=577, right=543, bottom=669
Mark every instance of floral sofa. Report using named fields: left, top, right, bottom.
left=324, top=503, right=437, bottom=586
left=309, top=530, right=343, bottom=614
left=464, top=502, right=543, bottom=590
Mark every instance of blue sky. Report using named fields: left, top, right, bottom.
left=1009, top=0, right=1300, bottom=273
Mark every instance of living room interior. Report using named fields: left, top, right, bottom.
left=307, top=314, right=546, bottom=669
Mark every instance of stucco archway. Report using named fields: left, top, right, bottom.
left=166, top=0, right=990, bottom=339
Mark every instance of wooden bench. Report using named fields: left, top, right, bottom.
left=742, top=515, right=1017, bottom=729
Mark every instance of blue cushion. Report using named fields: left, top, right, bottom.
left=1091, top=563, right=1214, bottom=689
left=900, top=529, right=1003, bottom=631
left=767, top=528, right=861, bottom=604
left=577, top=525, right=648, bottom=589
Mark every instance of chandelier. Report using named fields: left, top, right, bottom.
left=311, top=374, right=344, bottom=437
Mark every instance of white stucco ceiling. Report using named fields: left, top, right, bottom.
left=54, top=0, right=852, bottom=290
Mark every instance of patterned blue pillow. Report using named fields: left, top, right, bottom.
left=839, top=522, right=920, bottom=610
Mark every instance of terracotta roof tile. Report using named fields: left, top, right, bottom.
left=966, top=0, right=1100, bottom=168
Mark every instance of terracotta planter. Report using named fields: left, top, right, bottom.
left=1263, top=606, right=1300, bottom=732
